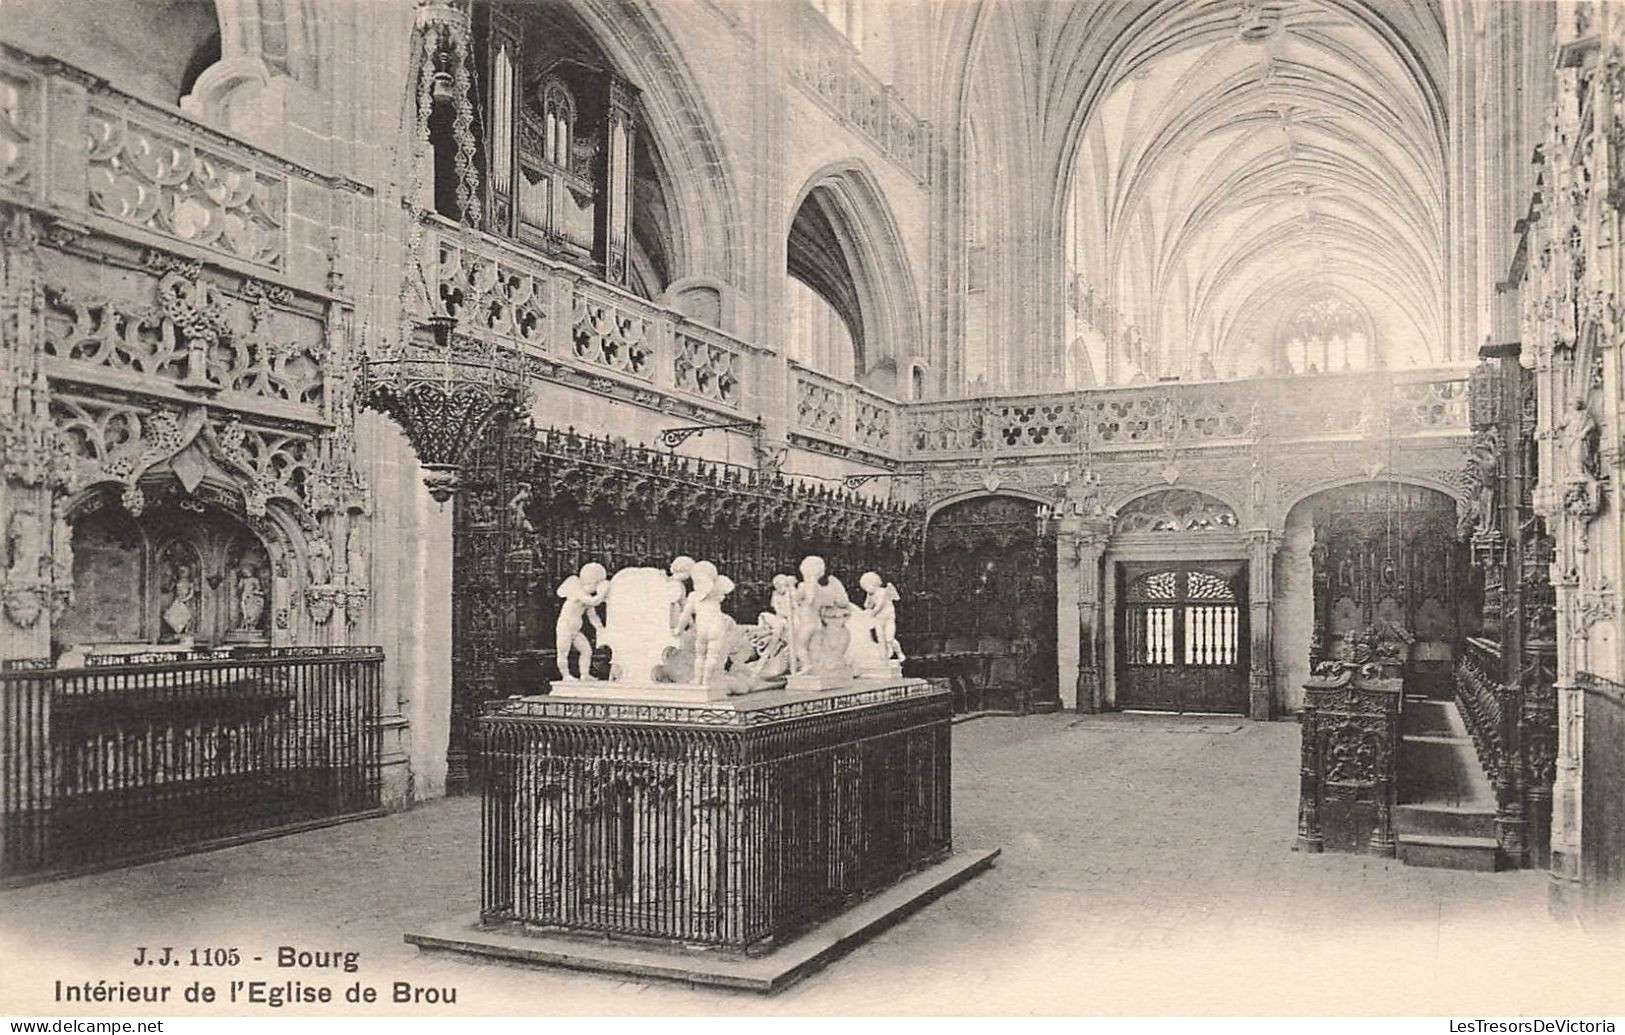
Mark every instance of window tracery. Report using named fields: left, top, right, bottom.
left=1277, top=297, right=1375, bottom=374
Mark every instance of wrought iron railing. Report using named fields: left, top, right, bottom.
left=0, top=646, right=383, bottom=882
left=478, top=685, right=952, bottom=948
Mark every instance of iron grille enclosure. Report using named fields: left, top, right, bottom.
left=478, top=679, right=953, bottom=950
left=1, top=647, right=385, bottom=882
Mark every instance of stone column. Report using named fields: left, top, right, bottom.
left=1246, top=529, right=1283, bottom=720
left=1057, top=515, right=1111, bottom=712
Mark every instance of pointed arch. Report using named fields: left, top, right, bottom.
left=786, top=160, right=926, bottom=389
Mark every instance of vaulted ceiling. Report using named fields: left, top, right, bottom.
left=955, top=0, right=1458, bottom=385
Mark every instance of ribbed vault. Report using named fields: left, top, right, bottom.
left=1054, top=0, right=1451, bottom=384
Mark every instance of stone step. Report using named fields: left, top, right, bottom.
left=1400, top=737, right=1495, bottom=808
left=1397, top=833, right=1501, bottom=872
left=1395, top=803, right=1497, bottom=840
left=1403, top=699, right=1467, bottom=738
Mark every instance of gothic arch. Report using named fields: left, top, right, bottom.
left=925, top=487, right=1056, bottom=522
left=787, top=161, right=926, bottom=386
left=1106, top=483, right=1246, bottom=524
left=566, top=0, right=748, bottom=290
left=54, top=480, right=307, bottom=649
left=1280, top=472, right=1466, bottom=522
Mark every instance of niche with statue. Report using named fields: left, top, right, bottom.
left=53, top=496, right=275, bottom=654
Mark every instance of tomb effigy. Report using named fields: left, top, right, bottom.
left=410, top=556, right=995, bottom=991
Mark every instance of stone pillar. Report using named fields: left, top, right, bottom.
left=1246, top=529, right=1283, bottom=720
left=1057, top=515, right=1111, bottom=712
left=1551, top=679, right=1584, bottom=882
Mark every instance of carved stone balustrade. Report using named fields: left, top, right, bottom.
left=1296, top=663, right=1403, bottom=856
left=0, top=45, right=368, bottom=297
left=905, top=369, right=1472, bottom=464
left=789, top=361, right=901, bottom=465
left=785, top=3, right=931, bottom=184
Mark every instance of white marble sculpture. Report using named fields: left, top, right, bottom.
left=554, top=562, right=608, bottom=680
left=597, top=565, right=681, bottom=682
left=747, top=573, right=796, bottom=680
left=788, top=555, right=856, bottom=689
left=552, top=555, right=905, bottom=701
left=682, top=566, right=738, bottom=686
left=848, top=571, right=903, bottom=677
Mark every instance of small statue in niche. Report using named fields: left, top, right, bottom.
left=49, top=499, right=73, bottom=585
left=6, top=507, right=41, bottom=582
left=555, top=562, right=608, bottom=681
left=1462, top=424, right=1502, bottom=534
left=308, top=535, right=333, bottom=586
left=1245, top=401, right=1266, bottom=439
left=237, top=567, right=266, bottom=631
left=507, top=483, right=535, bottom=534
left=859, top=571, right=904, bottom=662
left=345, top=526, right=367, bottom=581
left=1564, top=398, right=1599, bottom=480
left=163, top=565, right=196, bottom=639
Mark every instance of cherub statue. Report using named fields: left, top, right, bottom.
left=685, top=569, right=738, bottom=686
left=666, top=555, right=695, bottom=634
left=555, top=562, right=609, bottom=681
left=790, top=555, right=851, bottom=676
left=858, top=571, right=903, bottom=661
left=750, top=573, right=797, bottom=678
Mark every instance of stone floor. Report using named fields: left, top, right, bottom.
left=2, top=713, right=1620, bottom=1016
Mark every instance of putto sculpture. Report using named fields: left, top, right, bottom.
left=554, top=562, right=609, bottom=681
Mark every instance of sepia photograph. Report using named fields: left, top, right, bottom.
left=0, top=0, right=1621, bottom=1023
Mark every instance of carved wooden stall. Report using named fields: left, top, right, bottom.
left=910, top=496, right=1059, bottom=713
left=1296, top=662, right=1404, bottom=857
left=1305, top=482, right=1471, bottom=694
left=1455, top=346, right=1559, bottom=868
left=448, top=417, right=924, bottom=790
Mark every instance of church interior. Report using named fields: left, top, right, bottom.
left=0, top=0, right=1622, bottom=1015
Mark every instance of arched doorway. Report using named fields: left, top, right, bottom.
left=1104, top=488, right=1249, bottom=714
left=918, top=495, right=1058, bottom=710
left=1115, top=562, right=1248, bottom=714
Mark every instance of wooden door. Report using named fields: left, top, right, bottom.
left=1116, top=562, right=1248, bottom=714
